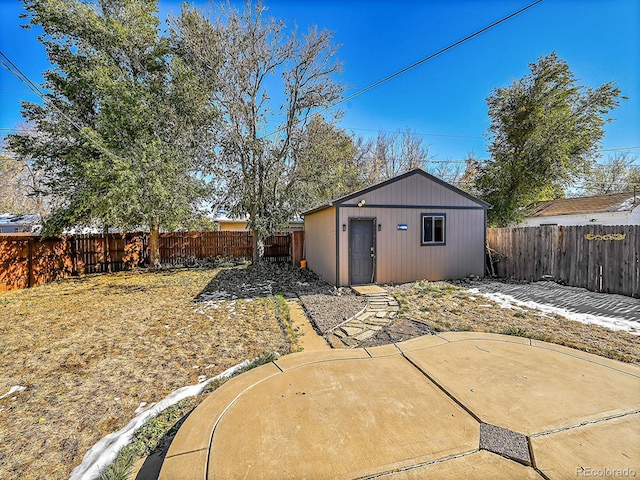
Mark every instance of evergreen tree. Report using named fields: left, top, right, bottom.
left=8, top=0, right=217, bottom=265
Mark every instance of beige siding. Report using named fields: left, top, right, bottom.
left=218, top=221, right=249, bottom=231
left=337, top=207, right=485, bottom=286
left=304, top=207, right=336, bottom=285
left=347, top=173, right=480, bottom=208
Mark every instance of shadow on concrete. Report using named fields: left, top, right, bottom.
left=133, top=408, right=198, bottom=480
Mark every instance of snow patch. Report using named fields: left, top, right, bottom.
left=616, top=196, right=637, bottom=211
left=68, top=359, right=254, bottom=480
left=0, top=386, right=26, bottom=399
left=134, top=402, right=156, bottom=415
left=467, top=288, right=639, bottom=335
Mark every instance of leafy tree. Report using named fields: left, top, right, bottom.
left=581, top=152, right=639, bottom=195
left=174, top=1, right=344, bottom=260
left=475, top=52, right=625, bottom=226
left=8, top=0, right=217, bottom=266
left=295, top=115, right=366, bottom=206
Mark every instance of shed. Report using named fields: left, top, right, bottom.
left=303, top=169, right=489, bottom=286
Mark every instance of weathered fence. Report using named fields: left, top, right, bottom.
left=486, top=225, right=640, bottom=298
left=0, top=230, right=304, bottom=292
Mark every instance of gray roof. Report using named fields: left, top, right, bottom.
left=303, top=168, right=489, bottom=216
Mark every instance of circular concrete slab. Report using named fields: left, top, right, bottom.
left=209, top=355, right=478, bottom=479
left=159, top=333, right=640, bottom=480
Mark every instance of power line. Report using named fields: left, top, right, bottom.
left=0, top=50, right=120, bottom=161
left=263, top=0, right=543, bottom=139
left=342, top=126, right=483, bottom=139
left=339, top=1, right=543, bottom=105
left=598, top=146, right=640, bottom=152
left=0, top=51, right=45, bottom=99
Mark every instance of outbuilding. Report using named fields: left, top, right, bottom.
left=303, top=168, right=489, bottom=286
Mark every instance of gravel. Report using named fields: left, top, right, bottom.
left=479, top=423, right=531, bottom=465
left=299, top=292, right=367, bottom=334
left=358, top=318, right=435, bottom=347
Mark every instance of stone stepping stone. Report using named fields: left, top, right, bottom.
left=326, top=333, right=346, bottom=349
left=354, top=330, right=377, bottom=341
left=341, top=326, right=365, bottom=337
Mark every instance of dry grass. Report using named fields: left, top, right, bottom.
left=0, top=266, right=293, bottom=480
left=389, top=280, right=640, bottom=364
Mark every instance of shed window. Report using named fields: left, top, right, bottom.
left=421, top=214, right=445, bottom=245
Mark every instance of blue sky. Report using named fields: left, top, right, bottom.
left=1, top=0, right=639, bottom=164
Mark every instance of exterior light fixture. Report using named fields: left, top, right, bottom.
left=342, top=224, right=346, bottom=231
left=378, top=224, right=382, bottom=231
left=357, top=199, right=366, bottom=207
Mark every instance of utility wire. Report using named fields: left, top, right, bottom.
left=0, top=52, right=45, bottom=98
left=262, top=0, right=543, bottom=139
left=342, top=126, right=483, bottom=139
left=0, top=50, right=119, bottom=160
left=599, top=146, right=640, bottom=152
left=339, top=0, right=543, bottom=105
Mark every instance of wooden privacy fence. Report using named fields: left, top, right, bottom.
left=487, top=225, right=640, bottom=298
left=0, top=230, right=305, bottom=292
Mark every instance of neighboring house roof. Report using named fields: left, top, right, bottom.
left=214, top=213, right=303, bottom=224
left=0, top=213, right=40, bottom=224
left=527, top=192, right=640, bottom=217
left=303, top=168, right=489, bottom=216
left=0, top=213, right=41, bottom=234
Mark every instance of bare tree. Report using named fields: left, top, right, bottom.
left=581, top=152, right=639, bottom=195
left=1, top=128, right=51, bottom=218
left=359, top=129, right=430, bottom=184
left=175, top=1, right=344, bottom=260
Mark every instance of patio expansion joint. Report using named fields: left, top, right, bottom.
left=526, top=436, right=554, bottom=480
left=164, top=446, right=208, bottom=460
left=354, top=449, right=479, bottom=480
left=529, top=408, right=640, bottom=439
left=434, top=333, right=452, bottom=343
left=399, top=353, right=482, bottom=424
left=529, top=344, right=640, bottom=379
left=203, top=372, right=283, bottom=476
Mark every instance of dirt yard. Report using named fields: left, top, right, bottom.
left=0, top=266, right=296, bottom=480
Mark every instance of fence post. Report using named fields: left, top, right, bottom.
left=27, top=236, right=33, bottom=288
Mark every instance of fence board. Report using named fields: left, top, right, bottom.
left=0, top=230, right=303, bottom=292
left=487, top=225, right=639, bottom=298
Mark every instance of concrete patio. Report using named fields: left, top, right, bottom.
left=158, top=332, right=640, bottom=479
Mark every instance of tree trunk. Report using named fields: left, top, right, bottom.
left=251, top=226, right=265, bottom=263
left=149, top=223, right=161, bottom=268
left=252, top=229, right=260, bottom=263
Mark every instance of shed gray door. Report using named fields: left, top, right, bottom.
left=350, top=219, right=375, bottom=285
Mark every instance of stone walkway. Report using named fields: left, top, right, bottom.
left=325, top=285, right=400, bottom=348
